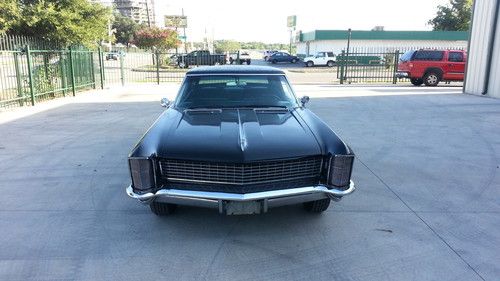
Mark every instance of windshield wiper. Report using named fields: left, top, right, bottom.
left=184, top=106, right=222, bottom=113
left=238, top=105, right=289, bottom=110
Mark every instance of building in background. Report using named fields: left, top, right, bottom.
left=464, top=0, right=500, bottom=98
left=114, top=0, right=156, bottom=27
left=296, top=30, right=468, bottom=57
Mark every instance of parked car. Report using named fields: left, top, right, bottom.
left=268, top=52, right=300, bottom=64
left=396, top=49, right=467, bottom=86
left=303, top=52, right=336, bottom=67
left=106, top=52, right=119, bottom=60
left=126, top=65, right=356, bottom=216
left=229, top=51, right=251, bottom=64
left=263, top=50, right=278, bottom=61
left=177, top=50, right=226, bottom=68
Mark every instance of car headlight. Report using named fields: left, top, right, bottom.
left=129, top=158, right=155, bottom=191
left=328, top=154, right=354, bottom=187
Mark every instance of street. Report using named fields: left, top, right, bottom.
left=0, top=84, right=498, bottom=280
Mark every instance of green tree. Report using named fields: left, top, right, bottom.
left=428, top=0, right=473, bottom=31
left=113, top=12, right=143, bottom=47
left=214, top=40, right=241, bottom=53
left=0, top=0, right=20, bottom=34
left=7, top=0, right=112, bottom=48
left=134, top=27, right=180, bottom=51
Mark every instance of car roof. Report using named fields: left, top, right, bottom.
left=186, top=65, right=286, bottom=75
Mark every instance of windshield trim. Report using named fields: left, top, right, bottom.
left=174, top=74, right=300, bottom=110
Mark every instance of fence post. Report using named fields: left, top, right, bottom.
left=236, top=50, right=240, bottom=65
left=25, top=45, right=36, bottom=106
left=119, top=52, right=125, bottom=86
left=339, top=50, right=345, bottom=84
left=392, top=50, right=400, bottom=84
left=59, top=52, right=67, bottom=97
left=68, top=46, right=76, bottom=97
left=90, top=51, right=96, bottom=89
left=13, top=51, right=24, bottom=105
left=155, top=50, right=160, bottom=85
left=98, top=47, right=104, bottom=89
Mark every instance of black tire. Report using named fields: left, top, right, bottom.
left=306, top=61, right=314, bottom=67
left=423, top=72, right=440, bottom=86
left=229, top=58, right=234, bottom=64
left=327, top=60, right=335, bottom=67
left=246, top=59, right=251, bottom=65
left=410, top=78, right=424, bottom=86
left=150, top=201, right=177, bottom=216
left=271, top=59, right=277, bottom=64
left=303, top=198, right=331, bottom=213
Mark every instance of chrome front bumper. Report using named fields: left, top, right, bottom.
left=126, top=181, right=355, bottom=214
left=395, top=71, right=409, bottom=78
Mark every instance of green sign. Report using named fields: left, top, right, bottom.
left=165, top=15, right=187, bottom=28
left=287, top=15, right=296, bottom=28
left=178, top=35, right=187, bottom=40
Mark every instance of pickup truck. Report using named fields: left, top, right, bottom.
left=396, top=49, right=467, bottom=86
left=303, top=52, right=336, bottom=67
left=229, top=51, right=251, bottom=65
left=177, top=50, right=226, bottom=68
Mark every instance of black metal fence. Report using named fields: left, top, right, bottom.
left=336, top=46, right=466, bottom=84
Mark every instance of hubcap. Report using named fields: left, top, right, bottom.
left=427, top=74, right=438, bottom=84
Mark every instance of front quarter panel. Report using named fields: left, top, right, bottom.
left=128, top=108, right=181, bottom=158
left=295, top=108, right=352, bottom=156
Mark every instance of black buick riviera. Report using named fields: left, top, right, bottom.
left=126, top=66, right=355, bottom=215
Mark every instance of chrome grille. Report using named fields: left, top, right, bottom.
left=159, top=157, right=323, bottom=186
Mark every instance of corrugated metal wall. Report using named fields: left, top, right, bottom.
left=487, top=9, right=500, bottom=97
left=464, top=0, right=499, bottom=96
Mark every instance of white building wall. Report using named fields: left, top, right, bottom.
left=464, top=0, right=498, bottom=96
left=297, top=40, right=468, bottom=56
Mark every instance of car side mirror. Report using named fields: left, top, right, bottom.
left=160, top=97, right=171, bottom=108
left=300, top=96, right=310, bottom=107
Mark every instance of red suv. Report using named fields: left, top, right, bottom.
left=396, top=49, right=467, bottom=86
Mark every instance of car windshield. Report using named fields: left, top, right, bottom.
left=175, top=75, right=299, bottom=109
left=400, top=50, right=415, bottom=62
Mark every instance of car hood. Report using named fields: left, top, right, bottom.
left=131, top=108, right=322, bottom=162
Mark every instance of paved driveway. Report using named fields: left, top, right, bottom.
left=0, top=85, right=498, bottom=281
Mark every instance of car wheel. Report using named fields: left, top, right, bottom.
left=327, top=60, right=335, bottom=67
left=306, top=61, right=314, bottom=67
left=229, top=58, right=234, bottom=64
left=423, top=72, right=440, bottom=86
left=271, top=59, right=277, bottom=64
left=246, top=59, right=251, bottom=65
left=303, top=198, right=331, bottom=213
left=410, top=78, right=424, bottom=86
left=178, top=61, right=187, bottom=68
left=150, top=201, right=177, bottom=216
left=291, top=58, right=298, bottom=63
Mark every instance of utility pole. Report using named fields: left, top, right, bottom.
left=182, top=8, right=187, bottom=53
left=145, top=0, right=151, bottom=27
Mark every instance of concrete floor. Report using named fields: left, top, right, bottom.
left=0, top=84, right=498, bottom=281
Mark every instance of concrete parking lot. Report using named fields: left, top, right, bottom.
left=0, top=84, right=498, bottom=281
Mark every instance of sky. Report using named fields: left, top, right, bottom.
left=154, top=0, right=450, bottom=43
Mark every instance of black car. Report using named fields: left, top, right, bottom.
left=177, top=50, right=226, bottom=68
left=268, top=52, right=300, bottom=64
left=126, top=65, right=355, bottom=215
